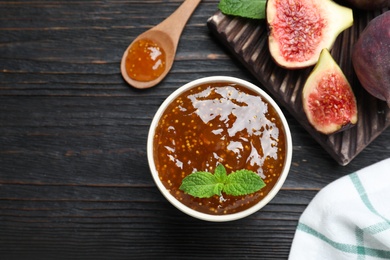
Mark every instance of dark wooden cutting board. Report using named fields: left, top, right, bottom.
left=207, top=8, right=390, bottom=165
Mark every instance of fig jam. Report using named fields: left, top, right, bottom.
left=153, top=82, right=287, bottom=215
left=125, top=39, right=166, bottom=82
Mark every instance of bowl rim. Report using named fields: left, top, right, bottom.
left=147, top=76, right=293, bottom=222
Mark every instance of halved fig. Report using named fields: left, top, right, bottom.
left=302, top=49, right=358, bottom=135
left=267, top=0, right=353, bottom=69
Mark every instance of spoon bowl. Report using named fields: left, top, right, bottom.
left=121, top=0, right=201, bottom=89
left=121, top=30, right=175, bottom=89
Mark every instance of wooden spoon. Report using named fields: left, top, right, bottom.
left=121, top=0, right=202, bottom=89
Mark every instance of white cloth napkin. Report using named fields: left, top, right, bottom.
left=289, top=158, right=390, bottom=260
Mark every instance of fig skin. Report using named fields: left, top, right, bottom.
left=302, top=49, right=358, bottom=135
left=266, top=0, right=353, bottom=69
left=352, top=11, right=390, bottom=108
left=337, top=0, right=390, bottom=10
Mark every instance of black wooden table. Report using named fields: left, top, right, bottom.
left=1, top=1, right=389, bottom=259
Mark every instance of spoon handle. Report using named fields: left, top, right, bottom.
left=155, top=0, right=202, bottom=48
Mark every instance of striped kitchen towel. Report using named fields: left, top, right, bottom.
left=289, top=158, right=390, bottom=260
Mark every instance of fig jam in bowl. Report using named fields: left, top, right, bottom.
left=147, top=76, right=292, bottom=222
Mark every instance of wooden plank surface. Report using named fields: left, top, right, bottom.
left=0, top=1, right=389, bottom=259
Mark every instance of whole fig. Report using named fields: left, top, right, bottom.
left=338, top=0, right=390, bottom=10
left=352, top=11, right=390, bottom=108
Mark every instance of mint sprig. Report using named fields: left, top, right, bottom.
left=179, top=164, right=266, bottom=198
left=218, top=0, right=266, bottom=20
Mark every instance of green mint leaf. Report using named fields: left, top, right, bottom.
left=218, top=0, right=266, bottom=20
left=180, top=165, right=266, bottom=198
left=214, top=164, right=227, bottom=183
left=223, top=169, right=266, bottom=196
left=179, top=171, right=221, bottom=198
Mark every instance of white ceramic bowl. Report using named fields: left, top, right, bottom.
left=147, top=76, right=292, bottom=222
